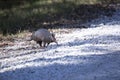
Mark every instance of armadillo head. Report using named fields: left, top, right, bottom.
left=50, top=33, right=58, bottom=45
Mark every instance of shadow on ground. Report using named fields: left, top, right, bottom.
left=0, top=51, right=120, bottom=80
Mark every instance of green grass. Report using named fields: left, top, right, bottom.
left=0, top=0, right=118, bottom=35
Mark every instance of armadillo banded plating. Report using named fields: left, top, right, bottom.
left=31, top=28, right=57, bottom=47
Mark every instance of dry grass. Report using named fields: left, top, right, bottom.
left=0, top=30, right=32, bottom=47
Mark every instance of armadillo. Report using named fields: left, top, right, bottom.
left=30, top=28, right=58, bottom=47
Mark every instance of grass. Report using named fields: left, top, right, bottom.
left=0, top=0, right=118, bottom=38
left=0, top=0, right=100, bottom=35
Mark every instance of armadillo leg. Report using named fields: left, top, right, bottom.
left=37, top=41, right=42, bottom=47
left=43, top=42, right=47, bottom=47
left=46, top=43, right=50, bottom=47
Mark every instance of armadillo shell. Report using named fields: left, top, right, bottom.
left=31, top=28, right=52, bottom=42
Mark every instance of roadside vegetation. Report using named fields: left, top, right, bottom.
left=0, top=0, right=119, bottom=39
